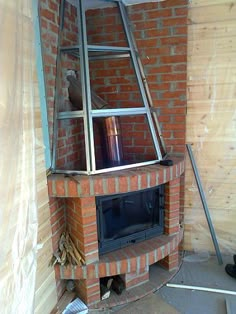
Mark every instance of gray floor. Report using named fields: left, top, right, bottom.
left=157, top=253, right=236, bottom=314
left=89, top=253, right=236, bottom=314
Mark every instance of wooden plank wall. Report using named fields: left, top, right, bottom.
left=0, top=1, right=57, bottom=313
left=185, top=0, right=236, bottom=253
left=33, top=5, right=58, bottom=314
left=34, top=76, right=58, bottom=312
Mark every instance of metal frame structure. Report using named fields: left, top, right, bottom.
left=52, top=0, right=165, bottom=175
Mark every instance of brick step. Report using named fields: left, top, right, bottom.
left=55, top=228, right=183, bottom=281
left=88, top=261, right=180, bottom=310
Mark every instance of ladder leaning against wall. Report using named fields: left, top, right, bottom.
left=52, top=0, right=166, bottom=175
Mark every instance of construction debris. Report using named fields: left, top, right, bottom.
left=111, top=275, right=125, bottom=295
left=100, top=277, right=113, bottom=300
left=49, top=232, right=85, bottom=266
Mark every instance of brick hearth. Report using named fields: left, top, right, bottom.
left=48, top=155, right=184, bottom=307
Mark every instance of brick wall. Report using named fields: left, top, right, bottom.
left=40, top=0, right=187, bottom=170
left=86, top=0, right=188, bottom=157
left=40, top=0, right=83, bottom=170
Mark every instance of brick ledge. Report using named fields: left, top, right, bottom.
left=55, top=227, right=183, bottom=280
left=48, top=155, right=185, bottom=198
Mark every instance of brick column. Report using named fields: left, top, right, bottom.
left=121, top=266, right=149, bottom=290
left=160, top=177, right=180, bottom=271
left=66, top=196, right=99, bottom=264
left=164, top=178, right=180, bottom=235
left=75, top=278, right=100, bottom=306
left=159, top=248, right=179, bottom=271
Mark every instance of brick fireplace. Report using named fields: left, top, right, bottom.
left=48, top=156, right=184, bottom=307
left=40, top=0, right=188, bottom=307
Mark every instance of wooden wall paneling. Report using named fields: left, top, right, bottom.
left=32, top=2, right=58, bottom=312
left=189, top=2, right=236, bottom=23
left=190, top=0, right=236, bottom=7
left=34, top=62, right=58, bottom=313
left=185, top=0, right=236, bottom=254
left=0, top=1, right=57, bottom=312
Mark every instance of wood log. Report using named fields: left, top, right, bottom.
left=50, top=231, right=85, bottom=266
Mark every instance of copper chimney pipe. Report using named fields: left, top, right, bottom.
left=104, top=116, right=124, bottom=166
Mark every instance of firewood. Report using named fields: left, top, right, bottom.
left=49, top=231, right=86, bottom=267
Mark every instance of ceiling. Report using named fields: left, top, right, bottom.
left=68, top=0, right=165, bottom=10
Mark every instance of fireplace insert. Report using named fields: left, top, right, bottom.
left=96, top=185, right=165, bottom=254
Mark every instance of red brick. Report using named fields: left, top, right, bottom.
left=148, top=65, right=172, bottom=74
left=161, top=73, right=186, bottom=82
left=136, top=38, right=158, bottom=47
left=174, top=26, right=188, bottom=35
left=107, top=177, right=116, bottom=194
left=160, top=0, right=187, bottom=7
left=175, top=7, right=188, bottom=16
left=74, top=267, right=83, bottom=279
left=163, top=17, right=187, bottom=27
left=79, top=197, right=96, bottom=209
left=169, top=178, right=181, bottom=186
left=146, top=9, right=172, bottom=19
left=119, top=176, right=128, bottom=193
left=55, top=180, right=65, bottom=196
left=161, top=37, right=186, bottom=45
left=61, top=266, right=72, bottom=279
left=133, top=21, right=157, bottom=30
left=145, top=28, right=170, bottom=37
left=165, top=225, right=180, bottom=234
left=86, top=292, right=100, bottom=306
left=78, top=215, right=97, bottom=226
left=129, top=174, right=138, bottom=191
left=161, top=55, right=186, bottom=64
left=40, top=8, right=56, bottom=22
left=120, top=260, right=128, bottom=274
left=175, top=45, right=187, bottom=54
left=67, top=180, right=77, bottom=197
left=99, top=263, right=106, bottom=277
left=54, top=265, right=60, bottom=279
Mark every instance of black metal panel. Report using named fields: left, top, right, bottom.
left=96, top=185, right=165, bottom=255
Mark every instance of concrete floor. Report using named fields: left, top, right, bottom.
left=89, top=253, right=236, bottom=314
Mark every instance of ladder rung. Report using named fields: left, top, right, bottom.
left=92, top=108, right=146, bottom=117
left=89, top=53, right=130, bottom=61
left=58, top=111, right=84, bottom=120
left=57, top=108, right=147, bottom=120
left=88, top=45, right=130, bottom=53
left=60, top=45, right=131, bottom=54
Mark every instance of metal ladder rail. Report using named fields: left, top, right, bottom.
left=117, top=1, right=167, bottom=156
left=51, top=0, right=65, bottom=170
left=77, top=0, right=96, bottom=172
left=116, top=1, right=162, bottom=160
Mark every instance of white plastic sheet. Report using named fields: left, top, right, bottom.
left=0, top=0, right=38, bottom=313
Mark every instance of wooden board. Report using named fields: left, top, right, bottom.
left=185, top=0, right=236, bottom=254
left=0, top=1, right=57, bottom=313
left=189, top=2, right=236, bottom=23
left=34, top=43, right=58, bottom=314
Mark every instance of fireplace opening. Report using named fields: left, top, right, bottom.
left=96, top=185, right=165, bottom=254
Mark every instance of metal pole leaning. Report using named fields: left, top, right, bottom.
left=186, top=144, right=223, bottom=265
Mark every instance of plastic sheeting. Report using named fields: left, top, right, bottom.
left=185, top=0, right=236, bottom=254
left=0, top=1, right=38, bottom=313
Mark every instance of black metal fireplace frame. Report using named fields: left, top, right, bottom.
left=96, top=185, right=165, bottom=254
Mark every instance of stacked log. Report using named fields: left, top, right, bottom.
left=49, top=232, right=85, bottom=266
